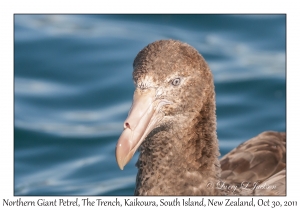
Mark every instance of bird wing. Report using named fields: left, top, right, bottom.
left=219, top=131, right=286, bottom=195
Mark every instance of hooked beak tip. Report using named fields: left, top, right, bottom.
left=115, top=145, right=125, bottom=170
left=119, top=165, right=124, bottom=171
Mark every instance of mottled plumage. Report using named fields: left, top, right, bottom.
left=115, top=39, right=286, bottom=196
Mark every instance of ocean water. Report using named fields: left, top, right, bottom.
left=14, top=14, right=286, bottom=195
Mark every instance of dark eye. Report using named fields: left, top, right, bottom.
left=171, top=78, right=181, bottom=86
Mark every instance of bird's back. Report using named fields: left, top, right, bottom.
left=219, top=131, right=286, bottom=195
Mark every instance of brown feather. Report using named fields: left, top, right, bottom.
left=220, top=131, right=286, bottom=195
left=119, top=40, right=285, bottom=196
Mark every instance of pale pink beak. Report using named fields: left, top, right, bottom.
left=115, top=88, right=171, bottom=170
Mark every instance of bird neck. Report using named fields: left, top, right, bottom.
left=135, top=91, right=221, bottom=195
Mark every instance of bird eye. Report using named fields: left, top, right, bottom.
left=171, top=78, right=181, bottom=86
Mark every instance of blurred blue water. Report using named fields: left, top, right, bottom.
left=14, top=14, right=286, bottom=195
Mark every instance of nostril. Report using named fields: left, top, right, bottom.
left=125, top=122, right=130, bottom=129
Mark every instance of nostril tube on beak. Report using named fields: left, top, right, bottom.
left=124, top=122, right=130, bottom=129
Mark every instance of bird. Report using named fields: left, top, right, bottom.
left=115, top=39, right=286, bottom=196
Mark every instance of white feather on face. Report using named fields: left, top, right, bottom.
left=136, top=75, right=155, bottom=89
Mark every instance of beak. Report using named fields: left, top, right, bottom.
left=115, top=88, right=171, bottom=170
